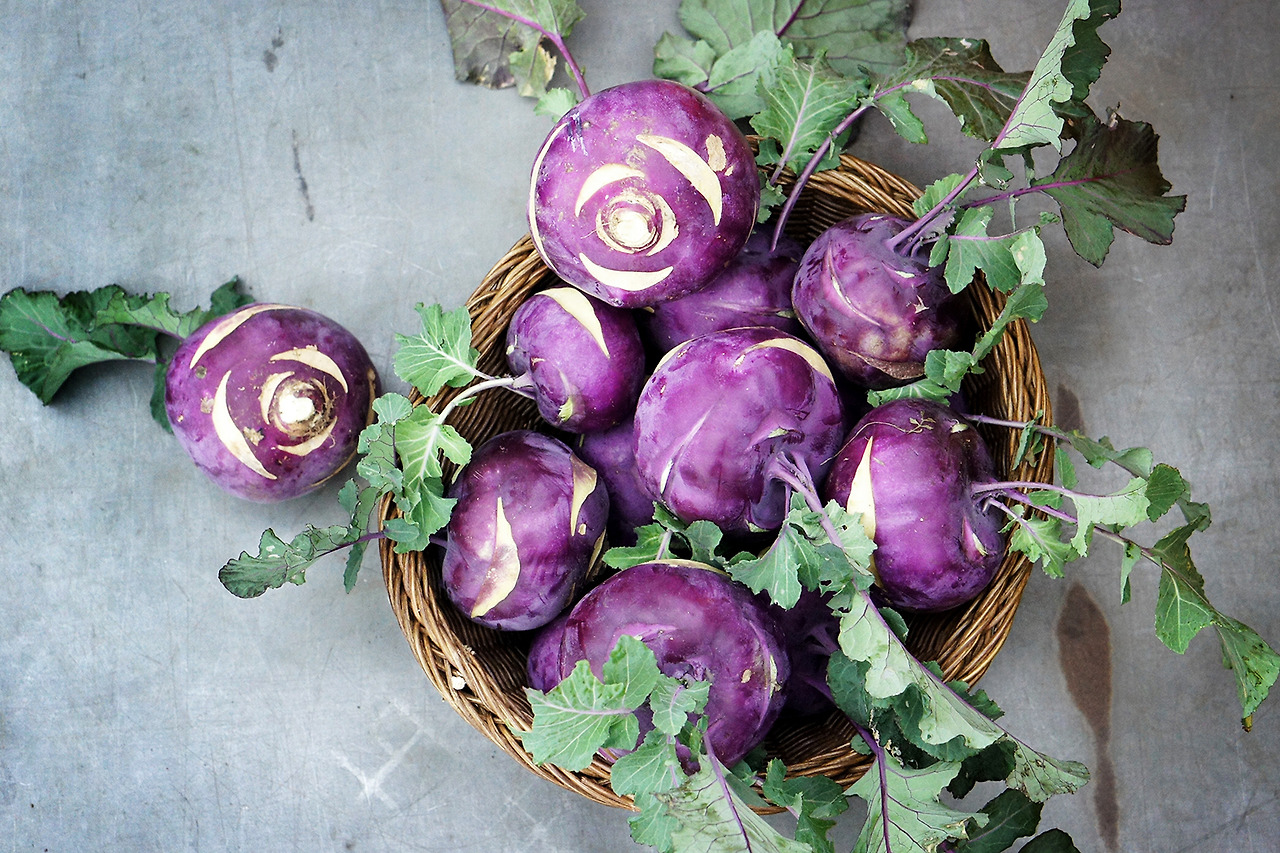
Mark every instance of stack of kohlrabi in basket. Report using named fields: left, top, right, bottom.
left=205, top=2, right=1278, bottom=852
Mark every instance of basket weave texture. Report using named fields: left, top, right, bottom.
left=380, top=152, right=1055, bottom=810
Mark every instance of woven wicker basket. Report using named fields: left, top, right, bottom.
left=380, top=152, right=1054, bottom=810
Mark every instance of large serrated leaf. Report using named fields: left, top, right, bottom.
left=1032, top=112, right=1187, bottom=266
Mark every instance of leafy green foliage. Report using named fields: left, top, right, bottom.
left=393, top=302, right=485, bottom=396
left=750, top=48, right=865, bottom=174
left=953, top=790, right=1044, bottom=853
left=872, top=37, right=1030, bottom=144
left=1032, top=111, right=1188, bottom=265
left=847, top=755, right=983, bottom=853
left=655, top=0, right=909, bottom=114
left=995, top=0, right=1119, bottom=151
left=522, top=636, right=668, bottom=769
left=0, top=278, right=251, bottom=430
left=632, top=761, right=812, bottom=853
left=439, top=0, right=585, bottom=103
left=987, top=419, right=1280, bottom=724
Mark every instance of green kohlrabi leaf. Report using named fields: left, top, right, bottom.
left=1020, top=829, right=1084, bottom=853
left=630, top=759, right=813, bottom=853
left=834, top=596, right=1089, bottom=802
left=936, top=208, right=1050, bottom=294
left=522, top=636, right=662, bottom=770
left=664, top=0, right=911, bottom=86
left=439, top=0, right=585, bottom=98
left=609, top=730, right=685, bottom=797
left=846, top=754, right=983, bottom=853
left=0, top=279, right=251, bottom=429
left=953, top=789, right=1044, bottom=853
left=1068, top=477, right=1150, bottom=556
left=873, top=37, right=1030, bottom=144
left=1032, top=111, right=1187, bottom=266
left=393, top=302, right=484, bottom=396
left=996, top=0, right=1119, bottom=152
left=762, top=760, right=848, bottom=853
left=218, top=525, right=362, bottom=599
left=94, top=277, right=251, bottom=339
left=749, top=47, right=866, bottom=175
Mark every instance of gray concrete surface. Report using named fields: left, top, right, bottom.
left=1, top=1, right=1277, bottom=851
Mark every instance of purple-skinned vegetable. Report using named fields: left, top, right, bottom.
left=526, top=610, right=572, bottom=693
left=528, top=79, right=759, bottom=309
left=639, top=228, right=805, bottom=352
left=505, top=286, right=645, bottom=432
left=632, top=326, right=846, bottom=533
left=821, top=398, right=1004, bottom=612
left=573, top=416, right=656, bottom=547
left=761, top=588, right=840, bottom=718
left=442, top=430, right=609, bottom=631
left=792, top=212, right=963, bottom=389
left=166, top=303, right=379, bottom=502
left=557, top=559, right=789, bottom=767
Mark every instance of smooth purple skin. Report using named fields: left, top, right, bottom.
left=559, top=560, right=790, bottom=767
left=640, top=229, right=805, bottom=353
left=443, top=430, right=609, bottom=631
left=792, top=213, right=962, bottom=389
left=506, top=286, right=645, bottom=433
left=574, top=417, right=656, bottom=546
left=528, top=79, right=759, bottom=309
left=633, top=327, right=846, bottom=533
left=164, top=303, right=378, bottom=502
left=526, top=610, right=572, bottom=692
left=821, top=399, right=1005, bottom=613
left=761, top=588, right=839, bottom=718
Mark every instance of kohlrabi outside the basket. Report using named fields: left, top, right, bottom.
left=165, top=303, right=379, bottom=502
left=0, top=278, right=380, bottom=504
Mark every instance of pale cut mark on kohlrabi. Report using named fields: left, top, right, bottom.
left=736, top=338, right=836, bottom=384
left=270, top=346, right=350, bottom=392
left=846, top=438, right=878, bottom=544
left=578, top=254, right=674, bottom=292
left=470, top=496, right=522, bottom=618
left=539, top=288, right=613, bottom=358
left=569, top=454, right=599, bottom=535
left=212, top=371, right=276, bottom=480
left=574, top=163, right=646, bottom=216
left=187, top=304, right=286, bottom=369
left=258, top=371, right=294, bottom=424
left=705, top=134, right=727, bottom=172
left=277, top=420, right=338, bottom=457
left=825, top=246, right=888, bottom=328
left=637, top=133, right=724, bottom=225
left=593, top=189, right=679, bottom=257
left=658, top=411, right=712, bottom=494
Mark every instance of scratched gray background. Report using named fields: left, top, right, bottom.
left=1, top=1, right=1277, bottom=851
